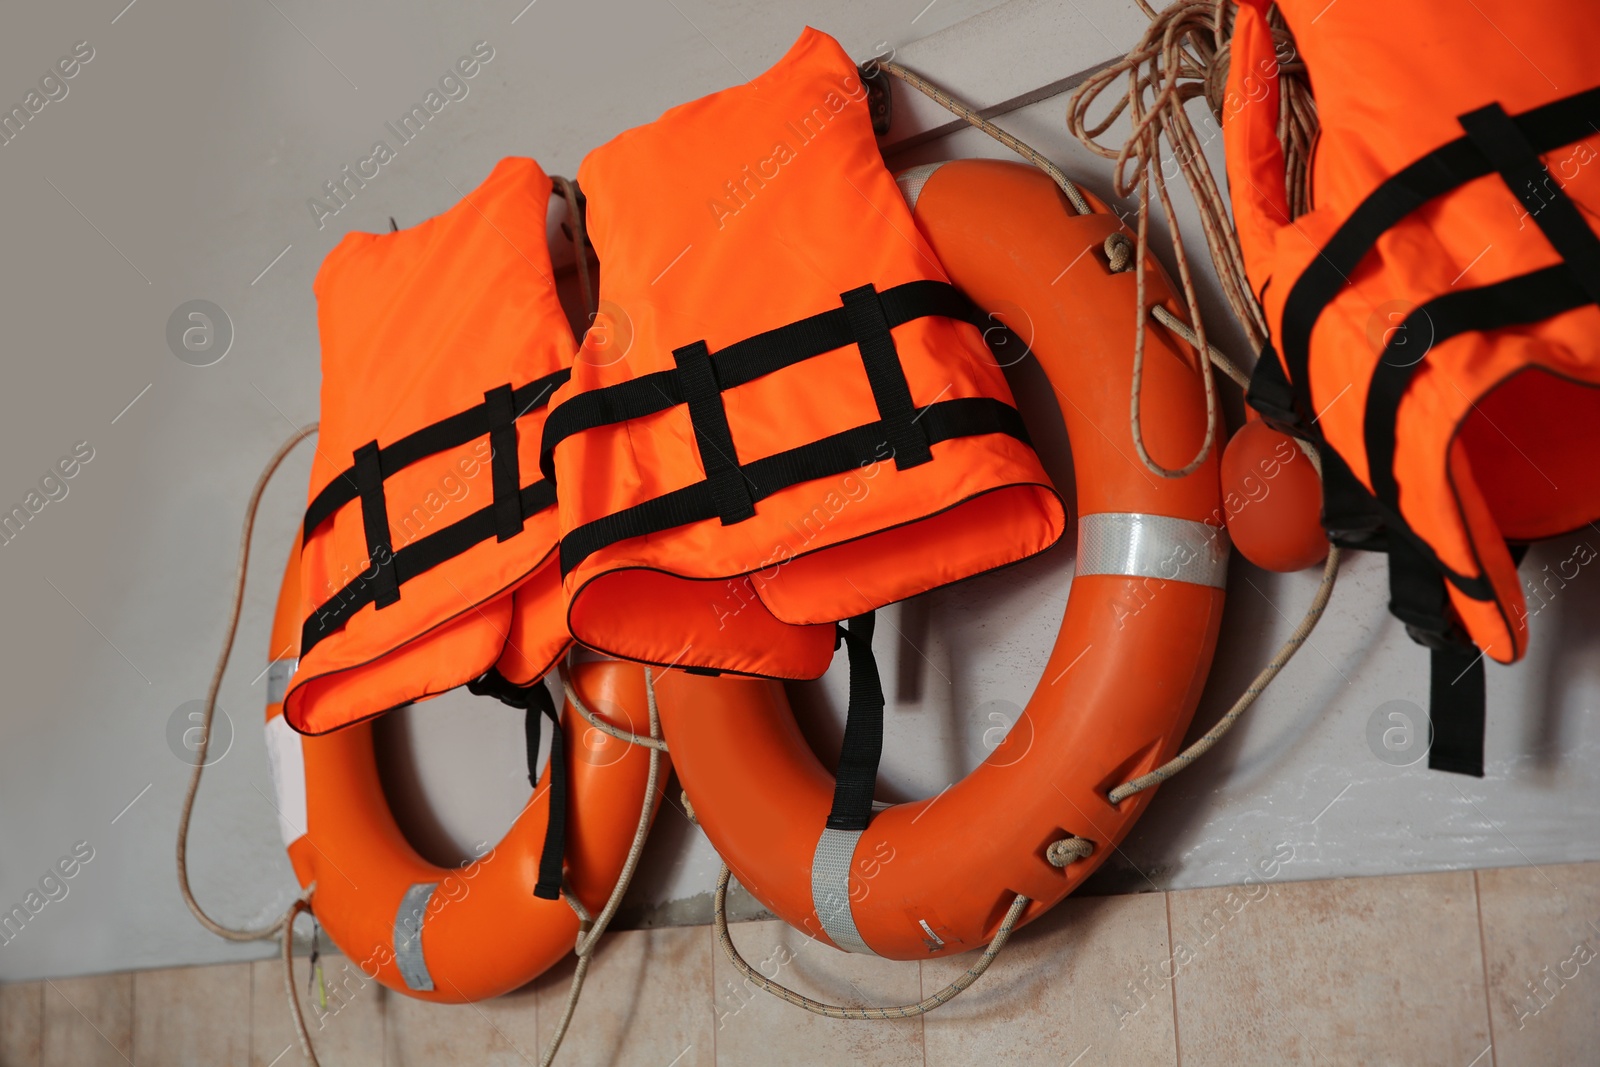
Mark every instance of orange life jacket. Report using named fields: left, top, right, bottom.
left=1225, top=0, right=1600, bottom=774
left=545, top=28, right=1066, bottom=678
left=285, top=157, right=576, bottom=735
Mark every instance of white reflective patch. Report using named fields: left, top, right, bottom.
left=394, top=882, right=439, bottom=992
left=266, top=657, right=298, bottom=705
left=811, top=827, right=873, bottom=954
left=263, top=714, right=308, bottom=847
left=894, top=162, right=947, bottom=212
left=1076, top=512, right=1229, bottom=589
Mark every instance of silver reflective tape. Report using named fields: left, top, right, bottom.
left=811, top=828, right=872, bottom=955
left=266, top=658, right=298, bottom=705
left=894, top=162, right=947, bottom=212
left=1076, top=512, right=1229, bottom=589
left=393, top=882, right=438, bottom=992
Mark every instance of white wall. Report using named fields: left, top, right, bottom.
left=1, top=0, right=1595, bottom=984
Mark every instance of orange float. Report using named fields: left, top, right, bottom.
left=1220, top=414, right=1327, bottom=572
left=657, top=158, right=1227, bottom=960
left=262, top=534, right=667, bottom=1002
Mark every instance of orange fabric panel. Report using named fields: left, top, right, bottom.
left=287, top=157, right=575, bottom=733
left=493, top=557, right=571, bottom=686
left=1462, top=366, right=1600, bottom=541
left=554, top=28, right=1064, bottom=676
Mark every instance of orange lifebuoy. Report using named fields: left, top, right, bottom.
left=657, top=158, right=1227, bottom=960
left=263, top=534, right=667, bottom=1002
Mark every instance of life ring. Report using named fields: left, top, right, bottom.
left=262, top=533, right=667, bottom=1002
left=656, top=157, right=1227, bottom=960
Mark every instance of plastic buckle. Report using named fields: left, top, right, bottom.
left=860, top=62, right=892, bottom=136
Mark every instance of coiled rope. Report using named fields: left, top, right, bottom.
left=1067, top=0, right=1317, bottom=358
left=1066, top=0, right=1315, bottom=475
left=881, top=57, right=1230, bottom=479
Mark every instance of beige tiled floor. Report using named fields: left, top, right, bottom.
left=2, top=862, right=1598, bottom=1066
left=40, top=973, right=132, bottom=1067
left=1169, top=870, right=1493, bottom=1066
left=1477, top=862, right=1600, bottom=1067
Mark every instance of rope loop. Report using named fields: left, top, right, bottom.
left=713, top=865, right=1029, bottom=1020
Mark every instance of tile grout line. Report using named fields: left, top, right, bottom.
left=919, top=942, right=928, bottom=1067
left=248, top=962, right=255, bottom=1067
left=1165, top=889, right=1182, bottom=1067
left=37, top=981, right=45, bottom=1067
left=379, top=975, right=391, bottom=1067
left=708, top=920, right=716, bottom=1067
left=1472, top=870, right=1500, bottom=1067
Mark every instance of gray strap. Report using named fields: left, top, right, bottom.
left=810, top=828, right=872, bottom=954
left=393, top=882, right=438, bottom=991
left=1076, top=512, right=1229, bottom=589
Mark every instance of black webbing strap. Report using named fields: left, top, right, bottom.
left=1387, top=535, right=1486, bottom=777
left=1277, top=84, right=1600, bottom=423
left=673, top=341, right=756, bottom=524
left=299, top=371, right=569, bottom=656
left=557, top=396, right=1031, bottom=575
left=538, top=280, right=987, bottom=482
left=1430, top=644, right=1487, bottom=778
left=484, top=385, right=526, bottom=543
left=352, top=441, right=400, bottom=609
left=301, top=477, right=557, bottom=657
left=304, top=368, right=570, bottom=540
left=466, top=669, right=567, bottom=899
left=1244, top=337, right=1299, bottom=428
left=1458, top=102, right=1600, bottom=307
left=826, top=613, right=885, bottom=832
left=1314, top=441, right=1387, bottom=552
left=841, top=285, right=932, bottom=469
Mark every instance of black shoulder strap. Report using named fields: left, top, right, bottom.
left=467, top=670, right=567, bottom=899
left=826, top=613, right=886, bottom=833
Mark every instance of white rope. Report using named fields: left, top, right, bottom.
left=175, top=423, right=323, bottom=1065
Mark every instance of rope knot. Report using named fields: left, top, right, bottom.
left=1104, top=232, right=1135, bottom=273
left=1047, top=836, right=1095, bottom=868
